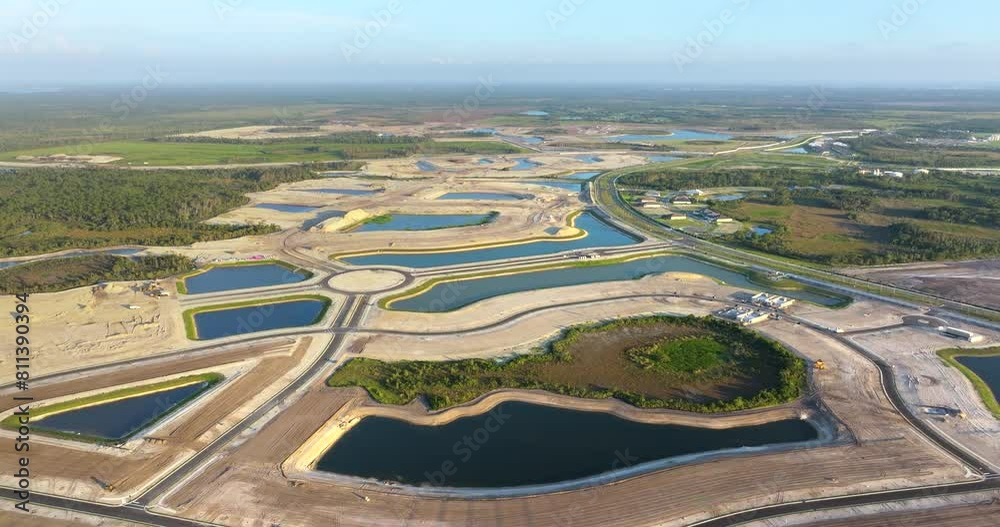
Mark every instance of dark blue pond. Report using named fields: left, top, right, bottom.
left=192, top=299, right=328, bottom=340
left=355, top=214, right=495, bottom=232
left=183, top=264, right=310, bottom=295
left=343, top=212, right=639, bottom=269
left=575, top=155, right=604, bottom=164
left=956, top=355, right=1000, bottom=401
left=255, top=204, right=319, bottom=214
left=437, top=193, right=524, bottom=201
left=36, top=382, right=211, bottom=441
left=317, top=401, right=818, bottom=488
left=391, top=253, right=846, bottom=312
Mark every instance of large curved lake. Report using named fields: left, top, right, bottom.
left=36, top=382, right=211, bottom=441
left=183, top=263, right=310, bottom=295
left=342, top=212, right=639, bottom=268
left=390, top=254, right=846, bottom=312
left=354, top=214, right=495, bottom=232
left=317, top=401, right=817, bottom=488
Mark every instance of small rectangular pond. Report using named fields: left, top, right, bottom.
left=343, top=211, right=639, bottom=269
left=437, top=192, right=525, bottom=201
left=182, top=263, right=310, bottom=295
left=354, top=214, right=496, bottom=232
left=316, top=401, right=817, bottom=488
left=299, top=188, right=378, bottom=196
left=190, top=298, right=329, bottom=340
left=35, top=382, right=212, bottom=442
left=609, top=130, right=733, bottom=142
left=388, top=253, right=847, bottom=312
left=416, top=161, right=440, bottom=172
left=647, top=155, right=681, bottom=163
left=255, top=204, right=320, bottom=214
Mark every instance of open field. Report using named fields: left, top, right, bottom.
left=847, top=260, right=1000, bottom=310
left=329, top=316, right=804, bottom=412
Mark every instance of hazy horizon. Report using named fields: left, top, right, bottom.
left=3, top=0, right=999, bottom=86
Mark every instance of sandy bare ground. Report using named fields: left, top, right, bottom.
left=846, top=260, right=1000, bottom=311
left=14, top=153, right=123, bottom=164
left=162, top=312, right=970, bottom=527
left=0, top=336, right=325, bottom=502
left=848, top=325, right=1000, bottom=473
left=0, top=508, right=140, bottom=526
left=0, top=281, right=187, bottom=377
left=744, top=490, right=1000, bottom=527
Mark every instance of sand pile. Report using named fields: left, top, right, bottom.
left=314, top=209, right=372, bottom=232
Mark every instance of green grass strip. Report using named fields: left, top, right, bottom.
left=1, top=373, right=223, bottom=445
left=937, top=347, right=1000, bottom=419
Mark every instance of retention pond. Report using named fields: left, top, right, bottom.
left=389, top=254, right=847, bottom=312
left=343, top=211, right=639, bottom=269
left=191, top=298, right=328, bottom=340
left=316, top=401, right=817, bottom=488
left=956, top=355, right=1000, bottom=400
left=182, top=263, right=311, bottom=295
left=35, top=382, right=212, bottom=442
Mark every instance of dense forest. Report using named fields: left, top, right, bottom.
left=0, top=166, right=316, bottom=256
left=0, top=254, right=194, bottom=294
left=625, top=167, right=1000, bottom=265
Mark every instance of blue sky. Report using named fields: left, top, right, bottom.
left=2, top=0, right=998, bottom=85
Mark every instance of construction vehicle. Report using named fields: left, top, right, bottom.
left=814, top=360, right=827, bottom=371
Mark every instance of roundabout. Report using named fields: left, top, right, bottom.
left=326, top=269, right=409, bottom=293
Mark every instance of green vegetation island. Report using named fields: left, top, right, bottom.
left=328, top=315, right=807, bottom=413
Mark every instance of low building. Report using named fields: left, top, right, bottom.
left=714, top=217, right=734, bottom=224
left=666, top=213, right=687, bottom=221
left=644, top=190, right=662, bottom=198
left=716, top=306, right=771, bottom=326
left=914, top=168, right=930, bottom=175
left=641, top=202, right=663, bottom=209
left=884, top=171, right=905, bottom=178
left=672, top=195, right=693, bottom=205
left=989, top=134, right=1000, bottom=142
left=943, top=327, right=985, bottom=343
left=751, top=293, right=796, bottom=310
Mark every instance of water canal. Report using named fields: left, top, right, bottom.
left=388, top=254, right=847, bottom=312
left=342, top=212, right=638, bottom=269
left=317, top=401, right=818, bottom=488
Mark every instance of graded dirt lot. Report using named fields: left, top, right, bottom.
left=0, top=336, right=324, bottom=502
left=0, top=280, right=187, bottom=376
left=0, top=508, right=139, bottom=526
left=848, top=260, right=1000, bottom=310
left=797, top=502, right=1000, bottom=527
